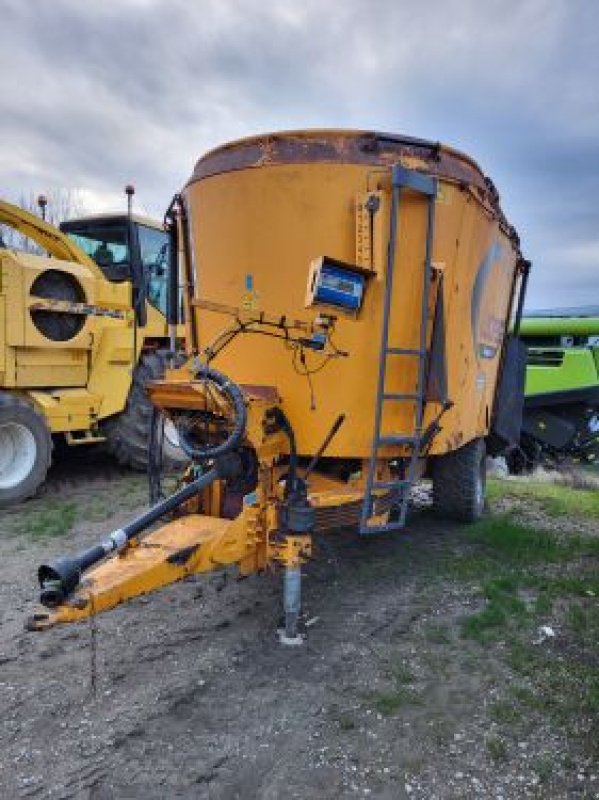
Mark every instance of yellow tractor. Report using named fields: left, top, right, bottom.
left=0, top=195, right=185, bottom=505
left=30, top=130, right=529, bottom=640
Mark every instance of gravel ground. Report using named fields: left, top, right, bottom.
left=0, top=452, right=597, bottom=799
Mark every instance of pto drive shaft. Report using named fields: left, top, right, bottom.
left=37, top=466, right=222, bottom=608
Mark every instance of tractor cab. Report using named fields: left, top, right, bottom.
left=60, top=214, right=170, bottom=321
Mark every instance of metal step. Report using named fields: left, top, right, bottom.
left=378, top=434, right=418, bottom=447
left=382, top=393, right=419, bottom=401
left=360, top=521, right=406, bottom=535
left=385, top=347, right=425, bottom=356
left=371, top=479, right=412, bottom=490
left=65, top=431, right=107, bottom=446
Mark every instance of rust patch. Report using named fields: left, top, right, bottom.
left=239, top=384, right=280, bottom=403
left=190, top=130, right=478, bottom=187
left=187, top=129, right=514, bottom=235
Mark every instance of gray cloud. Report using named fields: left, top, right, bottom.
left=1, top=0, right=597, bottom=307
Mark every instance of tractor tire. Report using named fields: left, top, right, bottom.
left=0, top=393, right=52, bottom=506
left=104, top=350, right=187, bottom=472
left=431, top=437, right=486, bottom=522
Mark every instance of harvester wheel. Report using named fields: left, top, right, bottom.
left=431, top=437, right=486, bottom=522
left=104, top=351, right=187, bottom=472
left=0, top=393, right=52, bottom=505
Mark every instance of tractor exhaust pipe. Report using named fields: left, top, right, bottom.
left=37, top=466, right=223, bottom=608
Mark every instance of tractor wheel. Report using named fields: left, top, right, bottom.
left=431, top=437, right=486, bottom=522
left=104, top=350, right=187, bottom=472
left=0, top=393, right=52, bottom=505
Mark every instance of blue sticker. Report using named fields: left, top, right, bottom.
left=245, top=274, right=253, bottom=291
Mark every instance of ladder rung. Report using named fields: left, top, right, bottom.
left=360, top=522, right=406, bottom=535
left=385, top=347, right=425, bottom=356
left=382, top=393, right=419, bottom=401
left=372, top=480, right=411, bottom=490
left=378, top=435, right=418, bottom=446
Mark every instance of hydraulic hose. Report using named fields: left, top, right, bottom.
left=176, top=366, right=247, bottom=460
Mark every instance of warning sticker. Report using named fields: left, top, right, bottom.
left=436, top=184, right=451, bottom=205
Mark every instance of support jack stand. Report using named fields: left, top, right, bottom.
left=278, top=565, right=305, bottom=646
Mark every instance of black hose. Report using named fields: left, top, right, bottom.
left=264, top=407, right=299, bottom=497
left=148, top=407, right=164, bottom=504
left=176, top=366, right=247, bottom=460
left=165, top=209, right=179, bottom=328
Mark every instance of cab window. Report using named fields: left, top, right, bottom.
left=138, top=225, right=170, bottom=316
left=65, top=225, right=130, bottom=281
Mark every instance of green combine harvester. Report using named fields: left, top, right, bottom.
left=509, top=307, right=599, bottom=471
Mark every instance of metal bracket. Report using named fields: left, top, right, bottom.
left=392, top=164, right=437, bottom=196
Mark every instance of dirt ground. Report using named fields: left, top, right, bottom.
left=0, top=452, right=597, bottom=799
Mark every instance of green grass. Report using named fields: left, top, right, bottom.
left=455, top=517, right=598, bottom=644
left=444, top=512, right=598, bottom=580
left=1, top=472, right=149, bottom=539
left=532, top=756, right=554, bottom=784
left=567, top=604, right=588, bottom=635
left=358, top=484, right=597, bottom=761
left=368, top=661, right=422, bottom=716
left=508, top=642, right=599, bottom=721
left=461, top=574, right=530, bottom=642
left=439, top=507, right=599, bottom=760
left=7, top=501, right=78, bottom=538
left=489, top=701, right=522, bottom=725
left=488, top=477, right=599, bottom=519
left=370, top=687, right=422, bottom=716
left=508, top=681, right=545, bottom=712
left=486, top=735, right=508, bottom=763
left=422, top=622, right=452, bottom=644
left=392, top=664, right=417, bottom=684
left=465, top=515, right=595, bottom=562
left=328, top=706, right=357, bottom=732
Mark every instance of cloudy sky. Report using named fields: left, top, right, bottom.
left=1, top=0, right=597, bottom=308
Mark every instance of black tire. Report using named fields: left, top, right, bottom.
left=103, top=350, right=188, bottom=472
left=0, top=393, right=52, bottom=506
left=431, top=437, right=486, bottom=522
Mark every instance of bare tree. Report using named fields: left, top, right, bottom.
left=1, top=188, right=86, bottom=253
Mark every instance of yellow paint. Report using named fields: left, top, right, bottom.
left=0, top=199, right=183, bottom=439
left=184, top=154, right=519, bottom=458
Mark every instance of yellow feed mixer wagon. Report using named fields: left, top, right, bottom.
left=29, top=130, right=529, bottom=642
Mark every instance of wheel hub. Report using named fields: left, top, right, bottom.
left=0, top=422, right=37, bottom=490
left=163, top=418, right=181, bottom=449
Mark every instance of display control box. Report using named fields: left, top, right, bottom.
left=306, top=256, right=372, bottom=313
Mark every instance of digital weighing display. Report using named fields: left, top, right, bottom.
left=309, top=261, right=366, bottom=311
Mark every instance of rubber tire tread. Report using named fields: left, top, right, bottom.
left=0, top=393, right=52, bottom=505
left=431, top=437, right=486, bottom=522
left=104, top=351, right=186, bottom=472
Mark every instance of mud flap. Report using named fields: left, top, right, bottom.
left=488, top=335, right=527, bottom=454
left=426, top=275, right=448, bottom=404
